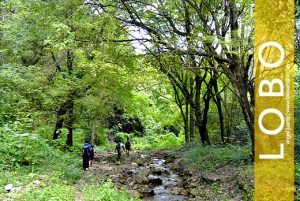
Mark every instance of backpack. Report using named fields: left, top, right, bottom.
left=82, top=143, right=90, bottom=157
left=116, top=142, right=121, bottom=150
left=88, top=144, right=93, bottom=154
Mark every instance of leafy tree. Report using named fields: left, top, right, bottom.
left=0, top=0, right=137, bottom=146
left=93, top=0, right=253, bottom=147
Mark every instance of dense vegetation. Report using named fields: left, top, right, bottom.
left=0, top=0, right=299, bottom=200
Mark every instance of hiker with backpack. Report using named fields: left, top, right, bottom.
left=82, top=140, right=90, bottom=170
left=89, top=143, right=95, bottom=167
left=125, top=137, right=131, bottom=156
left=115, top=141, right=125, bottom=160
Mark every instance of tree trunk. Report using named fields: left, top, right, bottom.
left=65, top=124, right=73, bottom=147
left=233, top=78, right=254, bottom=155
left=222, top=62, right=254, bottom=155
left=214, top=97, right=225, bottom=144
left=212, top=77, right=225, bottom=144
left=201, top=87, right=212, bottom=146
left=184, top=104, right=189, bottom=143
left=193, top=74, right=211, bottom=145
left=172, top=83, right=189, bottom=143
left=189, top=77, right=194, bottom=141
left=197, top=123, right=210, bottom=145
left=53, top=103, right=67, bottom=140
left=189, top=105, right=194, bottom=142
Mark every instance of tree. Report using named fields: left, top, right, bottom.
left=0, top=0, right=137, bottom=147
left=93, top=0, right=253, bottom=147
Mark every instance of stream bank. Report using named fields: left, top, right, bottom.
left=84, top=147, right=254, bottom=201
left=89, top=150, right=191, bottom=200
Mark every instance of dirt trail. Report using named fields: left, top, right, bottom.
left=85, top=150, right=191, bottom=200
left=75, top=190, right=82, bottom=201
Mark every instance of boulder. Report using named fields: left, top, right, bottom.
left=135, top=176, right=148, bottom=184
left=33, top=180, right=42, bottom=187
left=148, top=177, right=163, bottom=186
left=171, top=187, right=182, bottom=195
left=141, top=187, right=155, bottom=196
left=150, top=166, right=162, bottom=175
left=127, top=170, right=135, bottom=175
left=136, top=159, right=143, bottom=166
left=179, top=189, right=189, bottom=196
left=201, top=174, right=221, bottom=183
left=11, top=186, right=23, bottom=193
left=190, top=188, right=199, bottom=197
left=137, top=168, right=149, bottom=178
left=4, top=184, right=13, bottom=192
left=189, top=181, right=198, bottom=188
left=165, top=155, right=176, bottom=163
left=127, top=190, right=141, bottom=198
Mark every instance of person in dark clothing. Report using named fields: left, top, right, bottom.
left=89, top=144, right=95, bottom=167
left=125, top=137, right=131, bottom=156
left=115, top=141, right=125, bottom=160
left=82, top=140, right=90, bottom=170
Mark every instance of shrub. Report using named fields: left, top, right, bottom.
left=131, top=133, right=184, bottom=150
left=158, top=133, right=184, bottom=148
left=296, top=163, right=300, bottom=184
left=179, top=144, right=251, bottom=170
left=95, top=132, right=109, bottom=146
left=0, top=126, right=55, bottom=169
left=0, top=125, right=83, bottom=200
left=114, top=132, right=134, bottom=143
left=114, top=132, right=125, bottom=143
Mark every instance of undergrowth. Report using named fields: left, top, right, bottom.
left=80, top=177, right=140, bottom=201
left=0, top=126, right=138, bottom=201
left=178, top=144, right=251, bottom=171
left=130, top=133, right=184, bottom=150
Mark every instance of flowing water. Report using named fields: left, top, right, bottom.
left=142, top=157, right=188, bottom=201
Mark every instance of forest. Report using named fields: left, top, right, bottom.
left=0, top=0, right=299, bottom=200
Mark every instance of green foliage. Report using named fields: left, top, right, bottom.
left=179, top=144, right=251, bottom=170
left=132, top=133, right=184, bottom=150
left=81, top=179, right=139, bottom=201
left=296, top=163, right=300, bottom=184
left=0, top=127, right=55, bottom=169
left=0, top=126, right=82, bottom=200
left=94, top=126, right=110, bottom=146
left=11, top=183, right=75, bottom=201
left=114, top=132, right=128, bottom=143
left=95, top=132, right=109, bottom=146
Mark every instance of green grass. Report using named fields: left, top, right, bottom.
left=10, top=183, right=76, bottom=201
left=81, top=179, right=140, bottom=201
left=178, top=144, right=251, bottom=171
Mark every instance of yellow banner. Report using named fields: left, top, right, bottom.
left=254, top=0, right=294, bottom=200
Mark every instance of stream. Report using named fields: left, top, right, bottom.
left=92, top=152, right=190, bottom=200
left=140, top=157, right=188, bottom=201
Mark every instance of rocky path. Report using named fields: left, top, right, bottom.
left=86, top=150, right=191, bottom=200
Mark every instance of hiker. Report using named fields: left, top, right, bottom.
left=115, top=141, right=125, bottom=160
left=82, top=140, right=90, bottom=170
left=89, top=143, right=95, bottom=167
left=125, top=137, right=131, bottom=156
